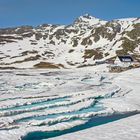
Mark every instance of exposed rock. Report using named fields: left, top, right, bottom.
left=34, top=62, right=64, bottom=69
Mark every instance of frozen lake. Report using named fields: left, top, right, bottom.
left=0, top=67, right=140, bottom=140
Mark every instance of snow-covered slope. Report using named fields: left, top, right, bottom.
left=0, top=15, right=140, bottom=68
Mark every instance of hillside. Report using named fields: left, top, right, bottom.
left=0, top=14, right=140, bottom=68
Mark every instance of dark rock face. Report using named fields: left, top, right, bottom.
left=83, top=49, right=103, bottom=60
left=0, top=26, right=34, bottom=44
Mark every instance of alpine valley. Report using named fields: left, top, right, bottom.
left=0, top=15, right=140, bottom=140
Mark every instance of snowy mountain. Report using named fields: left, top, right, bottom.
left=0, top=14, right=140, bottom=68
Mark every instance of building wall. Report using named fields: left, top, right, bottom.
left=114, top=57, right=131, bottom=67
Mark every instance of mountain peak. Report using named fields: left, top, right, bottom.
left=82, top=14, right=94, bottom=19
left=79, top=14, right=99, bottom=21
left=73, top=14, right=107, bottom=27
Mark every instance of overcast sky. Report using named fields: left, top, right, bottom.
left=0, top=0, right=139, bottom=28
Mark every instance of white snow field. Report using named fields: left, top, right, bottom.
left=0, top=65, right=140, bottom=140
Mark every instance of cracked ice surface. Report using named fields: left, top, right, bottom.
left=0, top=65, right=140, bottom=140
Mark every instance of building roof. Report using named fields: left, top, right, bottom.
left=118, top=56, right=134, bottom=62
